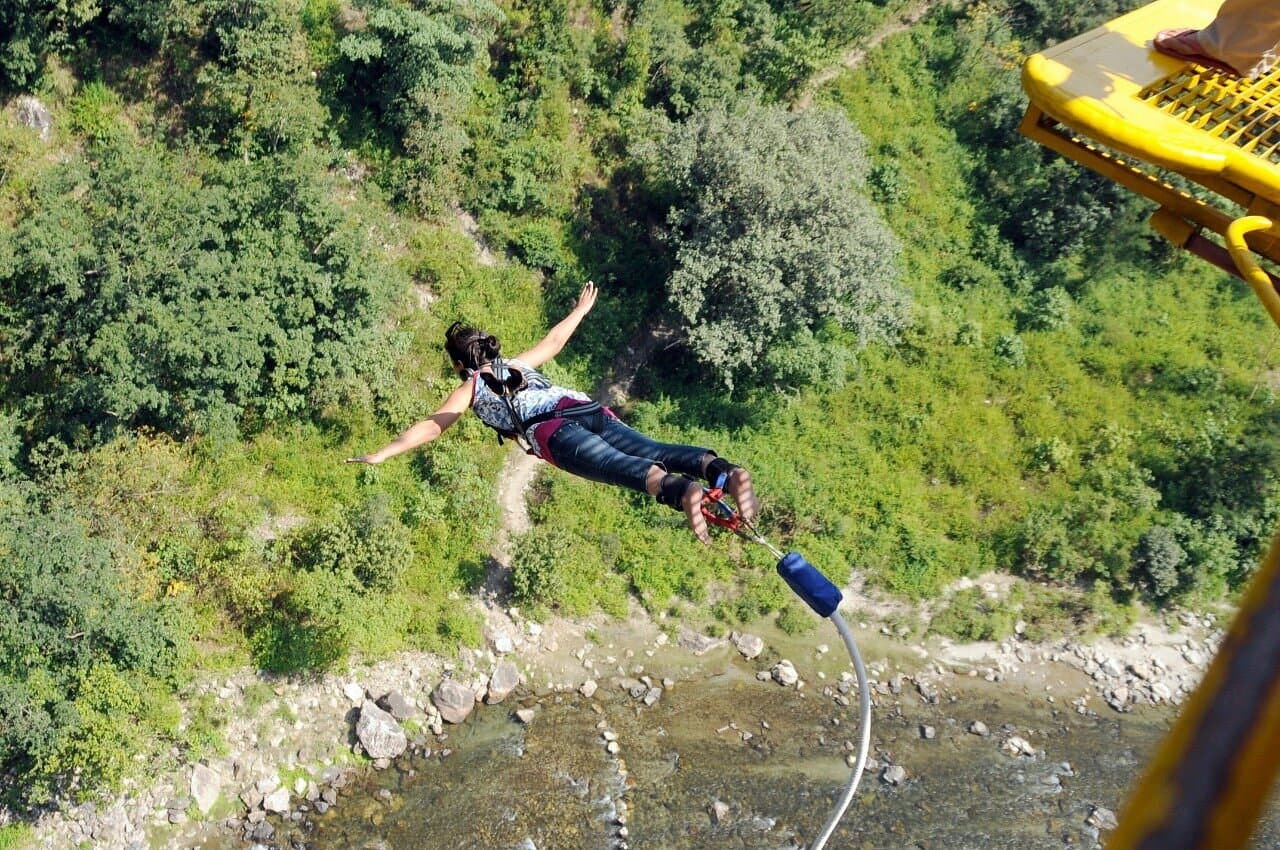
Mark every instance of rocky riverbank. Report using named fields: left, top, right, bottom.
left=14, top=578, right=1228, bottom=850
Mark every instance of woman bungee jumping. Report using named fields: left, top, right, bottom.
left=346, top=281, right=757, bottom=543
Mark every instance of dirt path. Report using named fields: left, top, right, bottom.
left=793, top=0, right=944, bottom=111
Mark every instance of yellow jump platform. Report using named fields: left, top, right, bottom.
left=1020, top=0, right=1280, bottom=300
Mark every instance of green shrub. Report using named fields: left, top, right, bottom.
left=510, top=526, right=573, bottom=609
left=68, top=81, right=125, bottom=143
left=994, top=332, right=1026, bottom=367
left=0, top=481, right=186, bottom=805
left=1020, top=286, right=1073, bottom=331
left=776, top=603, right=815, bottom=636
left=929, top=587, right=1015, bottom=641
left=296, top=496, right=413, bottom=592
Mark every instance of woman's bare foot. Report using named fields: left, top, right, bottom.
left=725, top=467, right=758, bottom=524
left=682, top=480, right=711, bottom=545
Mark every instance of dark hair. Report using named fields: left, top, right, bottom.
left=445, top=322, right=501, bottom=371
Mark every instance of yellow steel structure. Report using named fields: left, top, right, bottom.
left=1020, top=4, right=1280, bottom=850
left=1020, top=0, right=1280, bottom=285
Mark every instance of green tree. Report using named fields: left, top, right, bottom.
left=0, top=480, right=186, bottom=804
left=1133, top=524, right=1185, bottom=600
left=336, top=0, right=501, bottom=211
left=644, top=101, right=905, bottom=387
left=1151, top=416, right=1280, bottom=587
left=0, top=139, right=399, bottom=442
left=171, top=0, right=329, bottom=156
left=0, top=0, right=98, bottom=91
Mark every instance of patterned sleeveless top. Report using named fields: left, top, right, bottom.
left=469, top=358, right=589, bottom=457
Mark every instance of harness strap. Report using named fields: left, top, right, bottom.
left=521, top=400, right=602, bottom=430
left=483, top=358, right=602, bottom=449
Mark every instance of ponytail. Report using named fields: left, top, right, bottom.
left=445, top=323, right=502, bottom=371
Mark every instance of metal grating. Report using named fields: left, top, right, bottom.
left=1139, top=66, right=1280, bottom=164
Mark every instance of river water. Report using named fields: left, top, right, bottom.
left=221, top=647, right=1280, bottom=850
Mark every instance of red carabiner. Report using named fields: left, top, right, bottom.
left=701, top=486, right=741, bottom=532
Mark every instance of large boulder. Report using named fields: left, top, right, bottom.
left=732, top=632, right=764, bottom=660
left=486, top=662, right=521, bottom=704
left=771, top=660, right=799, bottom=687
left=262, top=787, right=290, bottom=813
left=189, top=763, right=223, bottom=815
left=15, top=97, right=52, bottom=142
left=377, top=690, right=417, bottom=721
left=432, top=679, right=476, bottom=724
left=356, top=700, right=407, bottom=760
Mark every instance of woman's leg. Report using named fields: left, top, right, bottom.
left=1199, top=0, right=1280, bottom=79
left=593, top=417, right=712, bottom=477
left=548, top=422, right=710, bottom=542
left=597, top=418, right=758, bottom=522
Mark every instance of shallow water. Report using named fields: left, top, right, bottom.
left=218, top=656, right=1280, bottom=850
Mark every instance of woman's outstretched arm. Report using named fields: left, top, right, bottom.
left=513, top=281, right=598, bottom=368
left=345, top=379, right=474, bottom=465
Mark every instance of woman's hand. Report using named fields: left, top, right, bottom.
left=344, top=454, right=383, bottom=465
left=574, top=280, right=598, bottom=316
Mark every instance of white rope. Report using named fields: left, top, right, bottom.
left=809, top=610, right=872, bottom=850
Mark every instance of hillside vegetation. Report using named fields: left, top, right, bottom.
left=2, top=0, right=1277, bottom=809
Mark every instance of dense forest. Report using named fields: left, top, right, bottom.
left=2, top=0, right=1277, bottom=818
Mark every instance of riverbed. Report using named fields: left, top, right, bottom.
left=206, top=635, right=1280, bottom=850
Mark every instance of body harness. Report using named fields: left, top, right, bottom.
left=475, top=357, right=602, bottom=453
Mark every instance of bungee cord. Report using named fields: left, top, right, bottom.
left=700, top=480, right=872, bottom=850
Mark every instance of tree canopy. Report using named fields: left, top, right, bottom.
left=0, top=139, right=399, bottom=443
left=645, top=101, right=906, bottom=387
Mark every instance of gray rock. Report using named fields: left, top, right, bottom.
left=579, top=680, right=598, bottom=699
left=433, top=679, right=476, bottom=724
left=677, top=626, right=726, bottom=656
left=262, top=787, right=290, bottom=814
left=378, top=690, right=417, bottom=721
left=710, top=800, right=730, bottom=824
left=771, top=660, right=799, bottom=687
left=920, top=725, right=936, bottom=740
left=1003, top=735, right=1036, bottom=757
left=515, top=708, right=536, bottom=724
left=968, top=720, right=990, bottom=737
left=190, top=763, right=223, bottom=815
left=14, top=97, right=52, bottom=141
left=343, top=682, right=365, bottom=704
left=881, top=765, right=907, bottom=785
left=486, top=662, right=521, bottom=704
left=357, top=700, right=408, bottom=760
left=732, top=632, right=765, bottom=660
left=1086, top=805, right=1119, bottom=830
